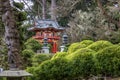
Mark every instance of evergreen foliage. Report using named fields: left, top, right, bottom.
left=66, top=48, right=96, bottom=78
left=68, top=40, right=94, bottom=53
left=27, top=40, right=120, bottom=79
left=87, top=40, right=113, bottom=52
left=32, top=53, right=53, bottom=66
left=24, top=38, right=42, bottom=52
left=22, top=49, right=35, bottom=67
left=31, top=58, right=70, bottom=80
left=95, top=45, right=120, bottom=77
left=13, top=2, right=24, bottom=10
left=51, top=52, right=67, bottom=60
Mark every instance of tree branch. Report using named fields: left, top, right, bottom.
left=97, top=0, right=120, bottom=28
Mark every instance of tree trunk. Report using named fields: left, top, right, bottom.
left=51, top=0, right=57, bottom=21
left=42, top=0, right=46, bottom=19
left=1, top=0, right=22, bottom=69
left=0, top=0, right=3, bottom=37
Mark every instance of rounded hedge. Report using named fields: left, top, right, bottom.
left=66, top=48, right=96, bottom=78
left=33, top=58, right=70, bottom=80
left=79, top=40, right=94, bottom=46
left=32, top=53, right=53, bottom=66
left=26, top=41, right=120, bottom=80
left=67, top=42, right=80, bottom=53
left=68, top=40, right=94, bottom=54
left=26, top=67, right=36, bottom=80
left=95, top=45, right=120, bottom=77
left=51, top=52, right=67, bottom=60
left=87, top=40, right=113, bottom=52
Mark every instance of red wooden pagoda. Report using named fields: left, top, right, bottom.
left=28, top=19, right=64, bottom=53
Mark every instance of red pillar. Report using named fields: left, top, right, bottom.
left=52, top=41, right=57, bottom=53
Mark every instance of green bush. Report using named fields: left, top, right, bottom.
left=28, top=48, right=95, bottom=80
left=28, top=58, right=71, bottom=80
left=32, top=53, right=53, bottom=66
left=87, top=40, right=113, bottom=52
left=26, top=67, right=36, bottom=80
left=68, top=42, right=79, bottom=53
left=51, top=52, right=67, bottom=60
left=66, top=48, right=96, bottom=78
left=26, top=41, right=120, bottom=79
left=0, top=78, right=6, bottom=80
left=24, top=38, right=42, bottom=52
left=79, top=40, right=94, bottom=46
left=68, top=40, right=94, bottom=54
left=95, top=45, right=120, bottom=77
left=22, top=49, right=35, bottom=67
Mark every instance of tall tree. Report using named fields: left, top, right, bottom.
left=42, top=0, right=46, bottom=19
left=51, top=0, right=57, bottom=21
left=0, top=0, right=22, bottom=69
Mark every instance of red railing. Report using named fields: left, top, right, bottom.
left=33, top=35, right=60, bottom=40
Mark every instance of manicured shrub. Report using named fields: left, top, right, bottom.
left=33, top=58, right=71, bottom=80
left=26, top=41, right=120, bottom=80
left=87, top=40, right=113, bottom=52
left=68, top=40, right=94, bottom=54
left=51, top=52, right=67, bottom=60
left=68, top=42, right=80, bottom=53
left=24, top=38, right=42, bottom=52
left=79, top=40, right=94, bottom=46
left=32, top=53, right=53, bottom=66
left=95, top=45, right=120, bottom=77
left=26, top=67, right=36, bottom=80
left=66, top=48, right=96, bottom=78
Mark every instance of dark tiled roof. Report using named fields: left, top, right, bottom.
left=28, top=19, right=64, bottom=31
